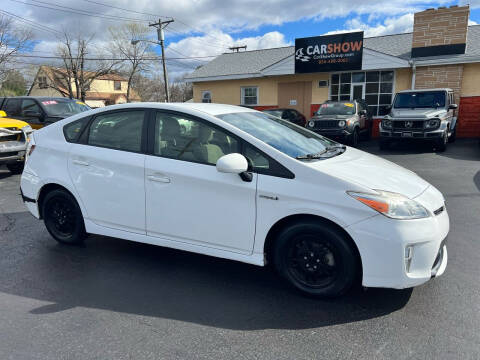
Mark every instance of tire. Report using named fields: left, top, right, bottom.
left=435, top=130, right=448, bottom=152
left=6, top=162, right=24, bottom=174
left=448, top=126, right=456, bottom=143
left=350, top=128, right=360, bottom=147
left=42, top=189, right=86, bottom=245
left=379, top=138, right=390, bottom=150
left=272, top=221, right=359, bottom=298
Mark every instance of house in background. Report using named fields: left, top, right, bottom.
left=28, top=65, right=140, bottom=108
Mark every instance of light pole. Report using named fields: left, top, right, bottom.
left=132, top=18, right=173, bottom=102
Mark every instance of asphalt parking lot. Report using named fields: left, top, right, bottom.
left=1, top=139, right=479, bottom=360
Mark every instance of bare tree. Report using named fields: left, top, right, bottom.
left=109, top=23, right=153, bottom=102
left=42, top=31, right=120, bottom=101
left=0, top=15, right=33, bottom=82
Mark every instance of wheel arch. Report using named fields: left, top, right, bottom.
left=37, top=183, right=82, bottom=219
left=263, top=213, right=363, bottom=275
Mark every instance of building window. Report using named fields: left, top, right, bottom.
left=38, top=76, right=48, bottom=89
left=241, top=86, right=258, bottom=105
left=330, top=71, right=394, bottom=116
left=201, top=91, right=212, bottom=103
left=114, top=81, right=122, bottom=90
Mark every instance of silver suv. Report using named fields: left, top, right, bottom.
left=379, top=88, right=458, bottom=151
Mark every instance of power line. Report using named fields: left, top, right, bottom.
left=8, top=0, right=149, bottom=23
left=10, top=54, right=218, bottom=60
left=76, top=0, right=168, bottom=19
left=0, top=9, right=61, bottom=35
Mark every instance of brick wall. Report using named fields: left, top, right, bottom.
left=415, top=64, right=464, bottom=104
left=412, top=6, right=469, bottom=49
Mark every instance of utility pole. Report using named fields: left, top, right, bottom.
left=149, top=18, right=174, bottom=102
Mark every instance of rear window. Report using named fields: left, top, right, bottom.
left=63, top=117, right=90, bottom=142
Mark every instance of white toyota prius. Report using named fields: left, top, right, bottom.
left=20, top=103, right=449, bottom=297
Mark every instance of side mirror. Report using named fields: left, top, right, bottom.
left=0, top=110, right=6, bottom=118
left=448, top=104, right=458, bottom=110
left=385, top=105, right=392, bottom=112
left=216, top=153, right=248, bottom=174
left=360, top=109, right=367, bottom=115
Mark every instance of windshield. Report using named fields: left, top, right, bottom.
left=217, top=111, right=338, bottom=159
left=41, top=100, right=91, bottom=117
left=394, top=91, right=446, bottom=109
left=316, top=102, right=356, bottom=116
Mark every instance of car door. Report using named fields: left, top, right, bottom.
left=357, top=102, right=367, bottom=129
left=145, top=111, right=257, bottom=254
left=68, top=109, right=147, bottom=234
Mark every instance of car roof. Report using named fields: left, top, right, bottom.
left=398, top=88, right=452, bottom=93
left=89, top=102, right=258, bottom=117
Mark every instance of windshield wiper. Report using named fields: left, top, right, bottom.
left=296, top=145, right=346, bottom=160
left=295, top=149, right=328, bottom=160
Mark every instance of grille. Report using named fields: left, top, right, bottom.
left=0, top=151, right=18, bottom=158
left=314, top=120, right=339, bottom=129
left=0, top=134, right=19, bottom=142
left=392, top=120, right=424, bottom=130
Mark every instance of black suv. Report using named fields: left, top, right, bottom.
left=306, top=100, right=372, bottom=146
left=0, top=96, right=90, bottom=129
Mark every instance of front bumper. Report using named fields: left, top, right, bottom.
left=347, top=186, right=449, bottom=289
left=379, top=124, right=444, bottom=140
left=0, top=141, right=27, bottom=164
left=311, top=128, right=352, bottom=140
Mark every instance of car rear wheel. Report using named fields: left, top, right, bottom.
left=6, top=162, right=24, bottom=174
left=42, top=189, right=86, bottom=245
left=273, top=221, right=359, bottom=298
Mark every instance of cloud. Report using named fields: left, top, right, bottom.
left=165, top=31, right=290, bottom=79
left=469, top=19, right=478, bottom=25
left=325, top=13, right=414, bottom=37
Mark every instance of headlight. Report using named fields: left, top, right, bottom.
left=347, top=190, right=430, bottom=219
left=338, top=120, right=346, bottom=127
left=308, top=121, right=315, bottom=128
left=382, top=119, right=393, bottom=129
left=425, top=118, right=440, bottom=129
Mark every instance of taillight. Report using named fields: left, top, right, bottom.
left=28, top=144, right=36, bottom=157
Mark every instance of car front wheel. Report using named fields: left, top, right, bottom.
left=273, top=221, right=359, bottom=298
left=42, top=189, right=86, bottom=245
left=435, top=130, right=448, bottom=152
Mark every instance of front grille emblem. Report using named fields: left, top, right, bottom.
left=405, top=121, right=413, bottom=128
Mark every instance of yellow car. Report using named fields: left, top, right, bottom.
left=0, top=110, right=33, bottom=174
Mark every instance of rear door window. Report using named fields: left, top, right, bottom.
left=87, top=110, right=145, bottom=152
left=4, top=98, right=21, bottom=117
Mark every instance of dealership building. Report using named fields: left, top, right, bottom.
left=186, top=5, right=480, bottom=137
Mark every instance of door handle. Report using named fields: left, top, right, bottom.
left=73, top=159, right=89, bottom=166
left=148, top=175, right=171, bottom=183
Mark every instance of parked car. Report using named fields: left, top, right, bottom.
left=262, top=108, right=307, bottom=127
left=0, top=96, right=90, bottom=130
left=0, top=110, right=33, bottom=174
left=379, top=88, right=457, bottom=151
left=21, top=103, right=448, bottom=298
left=306, top=100, right=372, bottom=146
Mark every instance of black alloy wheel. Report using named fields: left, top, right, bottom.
left=43, top=189, right=86, bottom=244
left=273, top=221, right=358, bottom=298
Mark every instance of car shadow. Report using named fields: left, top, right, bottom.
left=358, top=138, right=480, bottom=160
left=0, top=212, right=413, bottom=331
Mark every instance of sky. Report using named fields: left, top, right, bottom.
left=3, top=0, right=480, bottom=79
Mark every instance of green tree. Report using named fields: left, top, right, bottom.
left=0, top=70, right=27, bottom=96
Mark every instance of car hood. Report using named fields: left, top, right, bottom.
left=390, top=108, right=445, bottom=119
left=306, top=147, right=430, bottom=199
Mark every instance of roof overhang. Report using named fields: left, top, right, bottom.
left=184, top=73, right=263, bottom=83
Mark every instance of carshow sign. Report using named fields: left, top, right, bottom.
left=295, top=32, right=364, bottom=73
